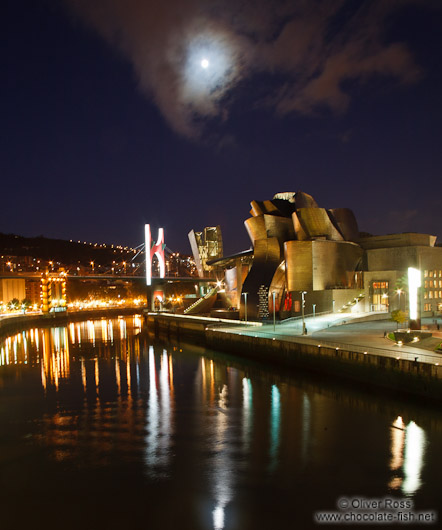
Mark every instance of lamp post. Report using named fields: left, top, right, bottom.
left=242, top=292, right=248, bottom=322
left=332, top=299, right=335, bottom=313
left=313, top=303, right=316, bottom=318
left=301, top=291, right=307, bottom=335
left=272, top=291, right=276, bottom=331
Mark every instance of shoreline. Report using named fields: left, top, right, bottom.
left=0, top=306, right=143, bottom=339
left=146, top=312, right=442, bottom=403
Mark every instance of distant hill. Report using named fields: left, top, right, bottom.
left=0, top=233, right=139, bottom=266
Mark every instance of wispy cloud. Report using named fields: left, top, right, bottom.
left=64, top=0, right=433, bottom=138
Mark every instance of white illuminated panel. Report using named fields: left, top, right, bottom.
left=408, top=267, right=421, bottom=321
left=145, top=224, right=166, bottom=286
left=145, top=224, right=152, bottom=286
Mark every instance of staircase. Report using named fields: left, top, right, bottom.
left=184, top=286, right=219, bottom=315
left=338, top=293, right=365, bottom=313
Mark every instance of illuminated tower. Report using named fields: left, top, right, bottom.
left=41, top=270, right=67, bottom=313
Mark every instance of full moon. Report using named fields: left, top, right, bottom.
left=201, top=58, right=209, bottom=69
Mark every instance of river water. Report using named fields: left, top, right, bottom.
left=0, top=315, right=441, bottom=529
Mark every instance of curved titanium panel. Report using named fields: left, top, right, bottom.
left=294, top=191, right=319, bottom=209
left=268, top=261, right=286, bottom=314
left=297, top=208, right=344, bottom=241
left=244, top=216, right=267, bottom=245
left=329, top=208, right=359, bottom=242
left=285, top=241, right=314, bottom=292
left=292, top=211, right=309, bottom=241
left=250, top=200, right=264, bottom=217
left=264, top=214, right=296, bottom=252
left=250, top=200, right=279, bottom=217
left=285, top=240, right=363, bottom=292
left=311, top=241, right=363, bottom=290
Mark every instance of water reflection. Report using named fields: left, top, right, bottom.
left=301, top=393, right=311, bottom=464
left=212, top=379, right=232, bottom=530
left=145, top=345, right=174, bottom=478
left=41, top=328, right=70, bottom=390
left=389, top=416, right=426, bottom=495
left=0, top=316, right=439, bottom=530
left=269, top=384, right=280, bottom=472
left=403, top=421, right=426, bottom=495
left=242, top=378, right=253, bottom=452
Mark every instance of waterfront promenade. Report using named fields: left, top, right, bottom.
left=209, top=312, right=442, bottom=366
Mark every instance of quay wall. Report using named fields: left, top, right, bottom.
left=147, top=313, right=442, bottom=401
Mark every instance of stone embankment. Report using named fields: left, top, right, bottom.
left=147, top=312, right=442, bottom=402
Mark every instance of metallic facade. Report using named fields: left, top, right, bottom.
left=241, top=190, right=364, bottom=319
left=240, top=237, right=281, bottom=320
left=285, top=240, right=363, bottom=292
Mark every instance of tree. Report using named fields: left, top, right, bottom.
left=7, top=298, right=20, bottom=311
left=393, top=274, right=409, bottom=310
left=395, top=274, right=408, bottom=292
left=391, top=309, right=407, bottom=329
left=21, top=298, right=32, bottom=313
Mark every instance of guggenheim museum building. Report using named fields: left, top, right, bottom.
left=189, top=191, right=442, bottom=322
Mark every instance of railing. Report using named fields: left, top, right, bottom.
left=280, top=310, right=332, bottom=323
left=148, top=311, right=262, bottom=327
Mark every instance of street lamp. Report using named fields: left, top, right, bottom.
left=272, top=291, right=276, bottom=331
left=301, top=291, right=307, bottom=335
left=242, top=292, right=248, bottom=322
left=313, top=303, right=316, bottom=318
left=332, top=299, right=335, bottom=313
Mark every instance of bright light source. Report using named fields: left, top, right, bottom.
left=408, top=267, right=421, bottom=321
left=201, top=58, right=209, bottom=69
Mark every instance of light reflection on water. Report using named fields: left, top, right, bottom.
left=269, top=384, right=280, bottom=472
left=0, top=316, right=440, bottom=529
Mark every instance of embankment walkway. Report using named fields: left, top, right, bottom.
left=147, top=312, right=442, bottom=401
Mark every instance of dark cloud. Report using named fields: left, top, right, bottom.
left=64, top=0, right=431, bottom=137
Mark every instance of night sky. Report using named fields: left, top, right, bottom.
left=2, top=0, right=442, bottom=255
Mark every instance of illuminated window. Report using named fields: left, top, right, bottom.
left=371, top=281, right=389, bottom=310
left=429, top=291, right=433, bottom=299
left=429, top=270, right=433, bottom=277
left=424, top=280, right=428, bottom=288
left=424, top=291, right=428, bottom=299
left=424, top=303, right=432, bottom=312
left=430, top=280, right=434, bottom=288
left=438, top=303, right=442, bottom=311
left=424, top=270, right=428, bottom=278
left=439, top=270, right=442, bottom=277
